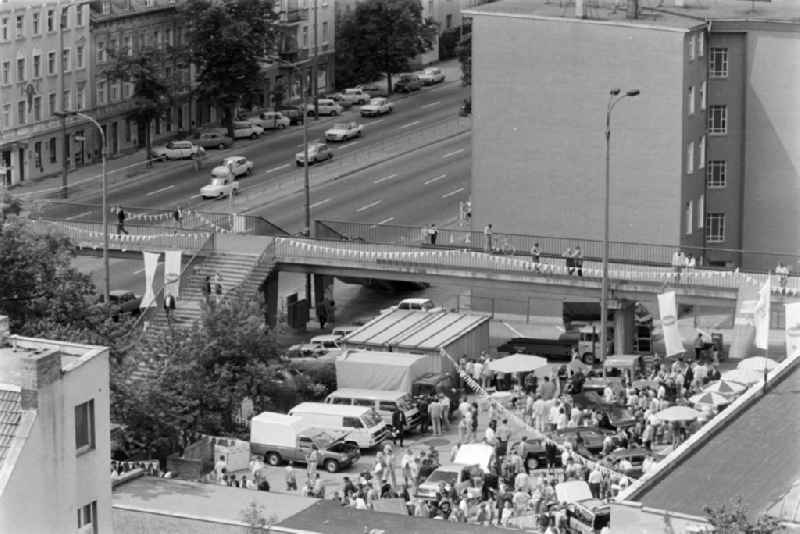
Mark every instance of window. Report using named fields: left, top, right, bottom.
left=1, top=18, right=8, bottom=41
left=49, top=136, right=57, bottom=163
left=76, top=501, right=97, bottom=532
left=688, top=35, right=695, bottom=60
left=705, top=213, right=726, bottom=243
left=33, top=96, right=41, bottom=121
left=110, top=82, right=119, bottom=102
left=166, top=28, right=173, bottom=46
left=1, top=105, right=9, bottom=129
left=1, top=61, right=8, bottom=84
left=698, top=33, right=704, bottom=57
left=33, top=12, right=40, bottom=34
left=48, top=92, right=56, bottom=116
left=76, top=84, right=85, bottom=110
left=47, top=9, right=54, bottom=32
left=16, top=58, right=25, bottom=82
left=700, top=81, right=706, bottom=110
left=342, top=417, right=364, bottom=428
left=62, top=48, right=70, bottom=72
left=379, top=401, right=397, bottom=412
left=76, top=5, right=83, bottom=26
left=17, top=101, right=26, bottom=125
left=153, top=30, right=160, bottom=47
left=124, top=35, right=132, bottom=56
left=685, top=201, right=693, bottom=235
left=708, top=105, right=727, bottom=134
left=331, top=397, right=350, bottom=405
left=699, top=135, right=706, bottom=168
left=48, top=51, right=55, bottom=74
left=97, top=40, right=106, bottom=63
left=60, top=7, right=67, bottom=30
left=688, top=85, right=695, bottom=115
left=16, top=15, right=24, bottom=38
left=353, top=398, right=373, bottom=407
left=446, top=13, right=453, bottom=29
left=63, top=89, right=70, bottom=111
left=76, top=45, right=84, bottom=68
left=709, top=48, right=728, bottom=78
left=33, top=54, right=41, bottom=78
left=102, top=1, right=111, bottom=15
left=698, top=194, right=704, bottom=229
left=322, top=21, right=328, bottom=43
left=686, top=141, right=694, bottom=174
left=302, top=26, right=308, bottom=48
left=109, top=38, right=117, bottom=56
left=707, top=161, right=727, bottom=188
left=74, top=399, right=95, bottom=451
left=97, top=81, right=106, bottom=105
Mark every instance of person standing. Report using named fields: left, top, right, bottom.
left=173, top=206, right=183, bottom=229
left=563, top=247, right=574, bottom=275
left=306, top=444, right=320, bottom=481
left=429, top=396, right=443, bottom=436
left=484, top=224, right=493, bottom=252
left=530, top=242, right=542, bottom=272
left=429, top=223, right=439, bottom=246
left=776, top=262, right=790, bottom=292
left=392, top=406, right=407, bottom=447
left=574, top=246, right=583, bottom=277
left=163, top=294, right=176, bottom=319
left=417, top=395, right=430, bottom=434
left=214, top=455, right=227, bottom=484
left=439, top=393, right=450, bottom=431
left=285, top=461, right=298, bottom=491
left=202, top=276, right=212, bottom=303
left=116, top=206, right=129, bottom=235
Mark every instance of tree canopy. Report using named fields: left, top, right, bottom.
left=704, top=498, right=784, bottom=534
left=457, top=20, right=472, bottom=87
left=335, top=0, right=425, bottom=92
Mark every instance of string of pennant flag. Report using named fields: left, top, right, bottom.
left=109, top=207, right=235, bottom=234
left=58, top=222, right=210, bottom=242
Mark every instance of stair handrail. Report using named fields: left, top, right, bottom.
left=222, top=240, right=276, bottom=303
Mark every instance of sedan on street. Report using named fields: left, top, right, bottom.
left=200, top=176, right=240, bottom=199
left=150, top=140, right=205, bottom=160
left=251, top=111, right=291, bottom=130
left=325, top=121, right=363, bottom=142
left=418, top=67, right=445, bottom=85
left=211, top=156, right=253, bottom=179
left=360, top=97, right=393, bottom=117
left=295, top=142, right=333, bottom=166
left=192, top=131, right=233, bottom=150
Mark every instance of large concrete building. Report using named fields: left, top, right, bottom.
left=0, top=0, right=92, bottom=187
left=464, top=0, right=800, bottom=270
left=0, top=316, right=112, bottom=533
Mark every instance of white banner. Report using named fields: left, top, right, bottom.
left=729, top=283, right=758, bottom=360
left=658, top=291, right=684, bottom=357
left=163, top=250, right=182, bottom=301
left=140, top=251, right=160, bottom=309
left=754, top=277, right=771, bottom=350
left=785, top=302, right=800, bottom=359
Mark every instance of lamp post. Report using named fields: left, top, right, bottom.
left=600, top=88, right=639, bottom=363
left=54, top=110, right=109, bottom=307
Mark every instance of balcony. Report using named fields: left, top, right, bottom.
left=278, top=44, right=309, bottom=64
left=277, top=3, right=309, bottom=26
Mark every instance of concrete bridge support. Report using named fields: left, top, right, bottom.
left=614, top=299, right=636, bottom=355
left=264, top=269, right=279, bottom=328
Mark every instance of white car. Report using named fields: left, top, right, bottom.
left=200, top=176, right=240, bottom=199
left=150, top=140, right=205, bottom=160
left=306, top=98, right=343, bottom=117
left=295, top=142, right=333, bottom=166
left=360, top=97, right=393, bottom=117
left=233, top=120, right=264, bottom=139
left=418, top=67, right=445, bottom=85
left=340, top=88, right=371, bottom=106
left=380, top=298, right=443, bottom=315
left=211, top=156, right=253, bottom=179
left=251, top=111, right=290, bottom=130
left=325, top=121, right=363, bottom=142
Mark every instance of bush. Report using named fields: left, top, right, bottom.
left=289, top=360, right=337, bottom=399
left=439, top=27, right=460, bottom=60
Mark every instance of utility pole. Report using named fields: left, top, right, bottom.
left=58, top=1, right=68, bottom=198
left=302, top=72, right=313, bottom=308
left=312, top=0, right=319, bottom=119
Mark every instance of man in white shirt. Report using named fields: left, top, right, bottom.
left=484, top=421, right=497, bottom=447
left=588, top=466, right=603, bottom=498
left=532, top=396, right=546, bottom=432
left=472, top=360, right=483, bottom=385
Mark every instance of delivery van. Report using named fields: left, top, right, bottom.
left=324, top=389, right=421, bottom=433
left=288, top=402, right=388, bottom=450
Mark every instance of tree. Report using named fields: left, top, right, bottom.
left=0, top=189, right=22, bottom=223
left=106, top=45, right=187, bottom=166
left=179, top=0, right=277, bottom=138
left=457, top=20, right=472, bottom=87
left=439, top=26, right=460, bottom=61
left=240, top=501, right=277, bottom=533
left=704, top=498, right=784, bottom=534
left=335, top=0, right=425, bottom=93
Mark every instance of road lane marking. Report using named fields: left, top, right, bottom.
left=421, top=101, right=440, bottom=109
left=366, top=118, right=385, bottom=126
left=423, top=174, right=447, bottom=185
left=399, top=120, right=421, bottom=129
left=146, top=185, right=174, bottom=196
left=338, top=141, right=359, bottom=150
left=378, top=217, right=395, bottom=225
left=310, top=198, right=332, bottom=209
left=373, top=173, right=397, bottom=184
left=66, top=210, right=92, bottom=220
left=265, top=163, right=290, bottom=173
left=190, top=193, right=202, bottom=199
left=441, top=187, right=465, bottom=198
left=356, top=200, right=382, bottom=212
left=442, top=148, right=465, bottom=159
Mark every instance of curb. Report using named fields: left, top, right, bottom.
left=241, top=128, right=471, bottom=215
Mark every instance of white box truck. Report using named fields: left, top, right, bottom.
left=288, top=402, right=389, bottom=450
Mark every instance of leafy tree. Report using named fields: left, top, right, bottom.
left=439, top=26, right=460, bottom=61
left=704, top=498, right=784, bottom=534
left=457, top=20, right=472, bottom=87
left=335, top=0, right=425, bottom=93
left=0, top=189, right=22, bottom=223
left=240, top=501, right=277, bottom=534
left=179, top=0, right=277, bottom=138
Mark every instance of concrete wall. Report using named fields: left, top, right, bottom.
left=470, top=15, right=685, bottom=247
left=610, top=501, right=709, bottom=534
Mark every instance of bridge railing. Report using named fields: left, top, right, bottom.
left=274, top=237, right=800, bottom=294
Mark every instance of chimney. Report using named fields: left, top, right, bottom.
left=575, top=0, right=585, bottom=19
left=627, top=0, right=639, bottom=19
left=0, top=315, right=8, bottom=345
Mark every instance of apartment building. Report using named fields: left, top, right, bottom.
left=0, top=0, right=91, bottom=187
left=0, top=315, right=112, bottom=533
left=465, top=0, right=800, bottom=270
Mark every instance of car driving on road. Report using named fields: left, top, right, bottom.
left=211, top=156, right=253, bottom=179
left=192, top=131, right=233, bottom=150
left=200, top=175, right=239, bottom=199
left=325, top=121, right=363, bottom=142
left=306, top=98, right=343, bottom=117
left=418, top=67, right=445, bottom=85
left=232, top=120, right=264, bottom=139
left=295, top=142, right=333, bottom=166
left=340, top=88, right=371, bottom=105
left=394, top=73, right=422, bottom=93
left=150, top=140, right=205, bottom=160
left=360, top=97, right=393, bottom=117
left=250, top=111, right=291, bottom=130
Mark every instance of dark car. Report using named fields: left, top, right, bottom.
left=394, top=74, right=422, bottom=93
left=603, top=447, right=659, bottom=479
left=192, top=131, right=233, bottom=150
left=276, top=105, right=305, bottom=125
left=100, top=290, right=141, bottom=321
left=412, top=372, right=460, bottom=414
left=359, top=83, right=389, bottom=98
left=521, top=426, right=614, bottom=470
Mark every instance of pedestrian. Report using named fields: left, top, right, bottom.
left=671, top=249, right=684, bottom=282
left=484, top=224, right=493, bottom=252
left=173, top=206, right=183, bottom=229
left=574, top=245, right=583, bottom=277
left=163, top=293, right=176, bottom=318
left=458, top=411, right=470, bottom=444
left=214, top=455, right=227, bottom=484
left=317, top=301, right=329, bottom=329
left=563, top=247, right=574, bottom=275
left=776, top=262, right=790, bottom=292
left=693, top=334, right=705, bottom=360
left=214, top=272, right=223, bottom=302
left=285, top=461, right=298, bottom=491
left=530, top=242, right=541, bottom=272
left=469, top=402, right=479, bottom=442
left=429, top=223, right=439, bottom=246
left=202, top=276, right=211, bottom=302
left=116, top=206, right=129, bottom=235
left=429, top=395, right=443, bottom=436
left=306, top=444, right=319, bottom=481
left=391, top=406, right=407, bottom=447
left=439, top=393, right=451, bottom=431
left=417, top=395, right=429, bottom=434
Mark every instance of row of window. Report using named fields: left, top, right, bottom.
left=1, top=47, right=85, bottom=85
left=684, top=198, right=726, bottom=242
left=300, top=21, right=330, bottom=48
left=687, top=81, right=706, bottom=115
left=688, top=32, right=705, bottom=61
left=0, top=5, right=85, bottom=41
left=686, top=135, right=706, bottom=175
left=1, top=85, right=88, bottom=128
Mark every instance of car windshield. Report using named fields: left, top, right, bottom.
left=396, top=395, right=413, bottom=411
left=369, top=99, right=383, bottom=105
left=426, top=470, right=458, bottom=484
left=209, top=178, right=226, bottom=186
left=332, top=123, right=347, bottom=130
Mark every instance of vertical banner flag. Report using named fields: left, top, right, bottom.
left=163, top=250, right=182, bottom=301
left=140, top=251, right=160, bottom=309
left=658, top=291, right=684, bottom=357
left=754, top=277, right=771, bottom=350
left=729, top=283, right=759, bottom=360
left=785, top=302, right=800, bottom=359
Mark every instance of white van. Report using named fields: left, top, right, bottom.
left=288, top=402, right=388, bottom=450
left=325, top=389, right=421, bottom=433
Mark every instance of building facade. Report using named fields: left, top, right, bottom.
left=0, top=316, right=112, bottom=533
left=465, top=0, right=800, bottom=270
left=0, top=0, right=91, bottom=187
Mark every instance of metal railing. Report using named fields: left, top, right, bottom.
left=273, top=237, right=800, bottom=294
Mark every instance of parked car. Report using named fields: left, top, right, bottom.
left=102, top=290, right=141, bottom=321
left=200, top=175, right=239, bottom=199
left=211, top=156, right=253, bottom=179
left=380, top=298, right=442, bottom=315
left=394, top=73, right=422, bottom=93
left=359, top=83, right=389, bottom=98
left=295, top=142, right=332, bottom=166
left=326, top=93, right=354, bottom=110
left=192, top=131, right=233, bottom=150
left=418, top=67, right=445, bottom=85
left=232, top=120, right=264, bottom=139
left=306, top=98, right=343, bottom=117
left=520, top=426, right=614, bottom=470
left=325, top=121, right=363, bottom=142
left=360, top=97, right=393, bottom=117
left=277, top=105, right=305, bottom=125
left=340, top=88, right=371, bottom=105
left=150, top=140, right=204, bottom=160
left=251, top=111, right=291, bottom=130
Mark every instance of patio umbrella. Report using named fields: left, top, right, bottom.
left=689, top=390, right=731, bottom=407
left=703, top=379, right=746, bottom=397
left=721, top=368, right=764, bottom=385
left=655, top=405, right=702, bottom=422
left=737, top=356, right=779, bottom=373
left=488, top=353, right=548, bottom=374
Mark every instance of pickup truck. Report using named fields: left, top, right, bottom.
left=250, top=412, right=360, bottom=473
left=496, top=327, right=610, bottom=364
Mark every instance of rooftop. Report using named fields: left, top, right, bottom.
left=464, top=0, right=800, bottom=30
left=0, top=386, right=22, bottom=469
left=343, top=310, right=489, bottom=350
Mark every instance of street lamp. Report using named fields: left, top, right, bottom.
left=600, top=88, right=639, bottom=363
left=54, top=110, right=109, bottom=308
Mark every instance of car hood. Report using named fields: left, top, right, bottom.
left=201, top=183, right=224, bottom=192
left=360, top=104, right=381, bottom=110
left=210, top=166, right=233, bottom=176
left=326, top=128, right=347, bottom=134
